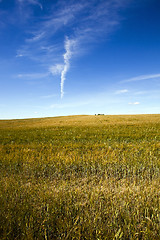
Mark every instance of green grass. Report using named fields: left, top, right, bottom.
left=0, top=114, right=160, bottom=239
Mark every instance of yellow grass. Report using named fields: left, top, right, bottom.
left=0, top=114, right=160, bottom=239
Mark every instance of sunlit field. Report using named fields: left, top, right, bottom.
left=0, top=114, right=160, bottom=240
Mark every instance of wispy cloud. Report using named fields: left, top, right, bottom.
left=40, top=94, right=57, bottom=99
left=16, top=53, right=24, bottom=57
left=134, top=91, right=148, bottom=95
left=15, top=0, right=130, bottom=97
left=17, top=72, right=48, bottom=79
left=115, top=89, right=128, bottom=94
left=24, top=2, right=86, bottom=44
left=49, top=64, right=64, bottom=75
left=28, top=0, right=43, bottom=9
left=128, top=102, right=140, bottom=105
left=26, top=32, right=45, bottom=42
left=17, top=0, right=43, bottom=10
left=122, top=73, right=160, bottom=83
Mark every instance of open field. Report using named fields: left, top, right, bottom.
left=0, top=114, right=160, bottom=239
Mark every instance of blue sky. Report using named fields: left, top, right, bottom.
left=0, top=0, right=160, bottom=119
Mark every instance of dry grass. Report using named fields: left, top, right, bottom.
left=0, top=114, right=160, bottom=239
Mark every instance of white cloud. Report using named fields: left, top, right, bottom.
left=17, top=0, right=42, bottom=9
left=16, top=53, right=24, bottom=57
left=115, top=89, right=128, bottom=94
left=17, top=72, right=48, bottom=79
left=134, top=91, right=147, bottom=95
left=41, top=94, right=57, bottom=99
left=128, top=102, right=140, bottom=105
left=28, top=0, right=43, bottom=9
left=27, top=2, right=86, bottom=43
left=26, top=32, right=45, bottom=42
left=122, top=73, right=160, bottom=83
left=60, top=37, right=76, bottom=98
left=15, top=0, right=131, bottom=98
left=49, top=64, right=64, bottom=75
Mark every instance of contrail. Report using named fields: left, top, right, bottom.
left=122, top=73, right=160, bottom=83
left=61, top=37, right=76, bottom=98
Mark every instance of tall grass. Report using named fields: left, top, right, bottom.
left=0, top=115, right=160, bottom=239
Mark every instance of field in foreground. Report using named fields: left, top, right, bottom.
left=0, top=114, right=160, bottom=240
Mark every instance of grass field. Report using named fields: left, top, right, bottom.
left=0, top=114, right=160, bottom=239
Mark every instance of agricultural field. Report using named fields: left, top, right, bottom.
left=0, top=114, right=160, bottom=240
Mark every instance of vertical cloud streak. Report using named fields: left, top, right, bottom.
left=61, top=37, right=76, bottom=98
left=14, top=0, right=131, bottom=98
